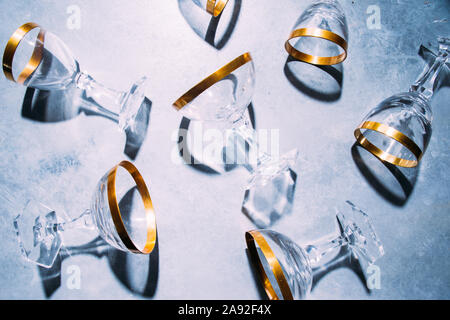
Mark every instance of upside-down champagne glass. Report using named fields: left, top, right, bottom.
left=285, top=0, right=348, bottom=66
left=354, top=37, right=449, bottom=168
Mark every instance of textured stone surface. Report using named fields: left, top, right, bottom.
left=0, top=0, right=449, bottom=299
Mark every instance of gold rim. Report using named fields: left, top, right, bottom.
left=172, top=52, right=252, bottom=110
left=2, top=22, right=45, bottom=84
left=206, top=0, right=229, bottom=17
left=107, top=160, right=156, bottom=254
left=354, top=121, right=422, bottom=168
left=245, top=230, right=294, bottom=300
left=285, top=28, right=348, bottom=65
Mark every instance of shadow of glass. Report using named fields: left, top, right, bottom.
left=351, top=143, right=419, bottom=207
left=38, top=187, right=158, bottom=298
left=176, top=103, right=256, bottom=175
left=107, top=186, right=159, bottom=297
left=21, top=86, right=151, bottom=160
left=38, top=236, right=109, bottom=298
left=178, top=0, right=241, bottom=49
left=241, top=168, right=297, bottom=228
left=107, top=239, right=159, bottom=298
left=284, top=55, right=343, bottom=102
left=124, top=97, right=152, bottom=160
left=311, top=245, right=370, bottom=294
left=245, top=249, right=270, bottom=300
left=22, top=86, right=81, bottom=123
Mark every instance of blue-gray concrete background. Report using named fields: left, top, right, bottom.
left=0, top=0, right=449, bottom=299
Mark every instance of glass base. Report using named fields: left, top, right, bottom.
left=336, top=201, right=384, bottom=264
left=118, top=76, right=148, bottom=132
left=242, top=149, right=298, bottom=228
left=13, top=200, right=63, bottom=268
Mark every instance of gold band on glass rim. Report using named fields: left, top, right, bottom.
left=206, top=0, right=229, bottom=17
left=172, top=52, right=252, bottom=110
left=107, top=160, right=156, bottom=254
left=354, top=121, right=423, bottom=168
left=285, top=28, right=348, bottom=65
left=245, top=230, right=294, bottom=300
left=2, top=22, right=45, bottom=84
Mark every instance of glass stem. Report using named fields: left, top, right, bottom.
left=410, top=50, right=448, bottom=100
left=56, top=209, right=94, bottom=232
left=305, top=234, right=348, bottom=268
left=74, top=72, right=125, bottom=121
left=229, top=115, right=271, bottom=173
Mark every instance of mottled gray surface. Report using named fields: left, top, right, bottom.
left=0, top=0, right=449, bottom=300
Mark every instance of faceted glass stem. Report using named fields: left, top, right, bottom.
left=74, top=72, right=124, bottom=122
left=57, top=209, right=94, bottom=232
left=304, top=234, right=348, bottom=268
left=229, top=115, right=272, bottom=172
left=410, top=40, right=449, bottom=101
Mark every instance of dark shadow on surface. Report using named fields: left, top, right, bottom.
left=22, top=87, right=81, bottom=122
left=284, top=55, right=343, bottom=102
left=178, top=116, right=221, bottom=174
left=38, top=255, right=62, bottom=298
left=39, top=187, right=159, bottom=298
left=311, top=245, right=370, bottom=294
left=245, top=249, right=269, bottom=300
left=21, top=86, right=151, bottom=160
left=39, top=236, right=109, bottom=298
left=178, top=0, right=241, bottom=50
left=177, top=103, right=256, bottom=175
left=106, top=186, right=159, bottom=297
left=124, top=97, right=152, bottom=160
left=312, top=214, right=369, bottom=293
left=205, top=0, right=242, bottom=49
left=107, top=239, right=159, bottom=298
left=351, top=143, right=419, bottom=207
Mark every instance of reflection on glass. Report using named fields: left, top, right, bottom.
left=285, top=0, right=348, bottom=66
left=246, top=201, right=384, bottom=300
left=2, top=22, right=150, bottom=138
left=172, top=53, right=298, bottom=228
left=354, top=37, right=449, bottom=168
left=13, top=160, right=156, bottom=268
left=193, top=0, right=229, bottom=17
left=178, top=0, right=239, bottom=49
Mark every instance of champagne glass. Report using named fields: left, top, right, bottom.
left=354, top=37, right=449, bottom=168
left=13, top=160, right=157, bottom=268
left=285, top=0, right=348, bottom=65
left=172, top=52, right=298, bottom=228
left=246, top=201, right=384, bottom=300
left=2, top=22, right=150, bottom=136
left=193, top=0, right=230, bottom=17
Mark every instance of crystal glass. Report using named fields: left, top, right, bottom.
left=354, top=37, right=449, bottom=168
left=178, top=0, right=239, bottom=49
left=246, top=201, right=384, bottom=300
left=192, top=0, right=229, bottom=17
left=13, top=160, right=156, bottom=268
left=172, top=52, right=298, bottom=228
left=285, top=0, right=348, bottom=65
left=2, top=22, right=149, bottom=136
